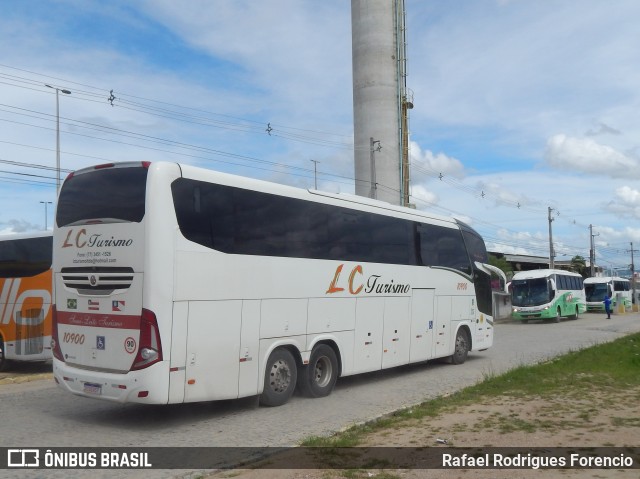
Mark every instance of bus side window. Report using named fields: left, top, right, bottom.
left=193, top=186, right=201, bottom=213
left=329, top=211, right=371, bottom=262
left=418, top=224, right=470, bottom=275
left=0, top=236, right=52, bottom=278
left=557, top=275, right=567, bottom=290
left=417, top=224, right=436, bottom=267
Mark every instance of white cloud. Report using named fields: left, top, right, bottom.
left=603, top=186, right=640, bottom=219
left=137, top=0, right=352, bottom=123
left=486, top=228, right=549, bottom=256
left=410, top=184, right=439, bottom=206
left=615, top=185, right=640, bottom=204
left=0, top=219, right=42, bottom=234
left=407, top=1, right=640, bottom=169
left=544, top=134, right=639, bottom=178
left=410, top=141, right=465, bottom=178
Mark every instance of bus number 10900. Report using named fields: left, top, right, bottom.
left=63, top=332, right=85, bottom=344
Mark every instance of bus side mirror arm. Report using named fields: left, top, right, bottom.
left=474, top=262, right=508, bottom=293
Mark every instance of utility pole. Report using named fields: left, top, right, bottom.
left=40, top=201, right=52, bottom=230
left=310, top=160, right=319, bottom=190
left=370, top=137, right=381, bottom=200
left=629, top=242, right=638, bottom=307
left=589, top=224, right=599, bottom=277
left=45, top=84, right=71, bottom=195
left=548, top=207, right=555, bottom=269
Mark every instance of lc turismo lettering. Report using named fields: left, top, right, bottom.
left=326, top=264, right=410, bottom=295
left=62, top=229, right=133, bottom=248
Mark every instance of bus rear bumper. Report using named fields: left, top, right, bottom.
left=53, top=359, right=169, bottom=404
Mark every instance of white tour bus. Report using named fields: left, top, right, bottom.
left=584, top=276, right=631, bottom=313
left=511, top=269, right=586, bottom=323
left=52, top=161, right=505, bottom=406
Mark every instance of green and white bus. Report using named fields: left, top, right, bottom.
left=584, top=276, right=631, bottom=313
left=511, top=269, right=586, bottom=323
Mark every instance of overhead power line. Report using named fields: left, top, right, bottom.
left=0, top=63, right=633, bottom=264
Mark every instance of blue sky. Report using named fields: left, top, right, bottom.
left=1, top=0, right=639, bottom=273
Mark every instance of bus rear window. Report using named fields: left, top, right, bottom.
left=56, top=166, right=148, bottom=227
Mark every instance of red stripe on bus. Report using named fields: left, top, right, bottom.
left=56, top=311, right=139, bottom=329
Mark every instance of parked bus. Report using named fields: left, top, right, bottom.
left=584, top=276, right=631, bottom=313
left=52, top=161, right=505, bottom=406
left=510, top=269, right=586, bottom=323
left=0, top=232, right=53, bottom=370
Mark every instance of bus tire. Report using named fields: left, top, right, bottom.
left=0, top=337, right=9, bottom=372
left=572, top=306, right=580, bottom=320
left=451, top=328, right=470, bottom=365
left=260, top=348, right=297, bottom=407
left=554, top=307, right=561, bottom=323
left=297, top=344, right=338, bottom=398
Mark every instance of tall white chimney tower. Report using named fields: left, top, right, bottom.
left=351, top=0, right=410, bottom=206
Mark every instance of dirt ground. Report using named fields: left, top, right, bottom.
left=209, top=385, right=640, bottom=479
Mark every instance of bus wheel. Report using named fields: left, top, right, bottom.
left=451, top=329, right=470, bottom=365
left=260, top=348, right=297, bottom=407
left=572, top=306, right=580, bottom=320
left=298, top=344, right=338, bottom=398
left=554, top=307, right=561, bottom=323
left=0, top=338, right=9, bottom=372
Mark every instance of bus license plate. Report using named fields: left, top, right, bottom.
left=83, top=382, right=102, bottom=395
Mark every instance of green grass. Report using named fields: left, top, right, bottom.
left=300, top=332, right=640, bottom=448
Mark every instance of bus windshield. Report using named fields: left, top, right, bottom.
left=585, top=283, right=608, bottom=302
left=511, top=277, right=552, bottom=306
left=56, top=165, right=148, bottom=227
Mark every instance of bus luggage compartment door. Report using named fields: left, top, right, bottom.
left=183, top=300, right=242, bottom=403
left=410, top=289, right=435, bottom=363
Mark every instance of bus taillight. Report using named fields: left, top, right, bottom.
left=131, top=308, right=163, bottom=371
left=51, top=305, right=64, bottom=361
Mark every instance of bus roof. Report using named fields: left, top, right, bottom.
left=0, top=231, right=53, bottom=242
left=511, top=269, right=583, bottom=280
left=584, top=276, right=629, bottom=284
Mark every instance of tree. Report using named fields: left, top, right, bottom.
left=488, top=254, right=513, bottom=279
left=570, top=255, right=587, bottom=277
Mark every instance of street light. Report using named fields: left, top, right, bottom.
left=45, top=84, right=71, bottom=195
left=40, top=201, right=52, bottom=230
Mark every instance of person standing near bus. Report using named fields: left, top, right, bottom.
left=603, top=294, right=612, bottom=319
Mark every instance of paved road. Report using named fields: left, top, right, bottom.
left=2, top=312, right=639, bottom=478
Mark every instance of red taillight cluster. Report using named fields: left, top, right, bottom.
left=131, top=308, right=163, bottom=371
left=51, top=305, right=64, bottom=361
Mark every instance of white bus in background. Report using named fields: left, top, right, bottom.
left=52, top=161, right=505, bottom=406
left=584, top=277, right=631, bottom=313
left=511, top=269, right=586, bottom=323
